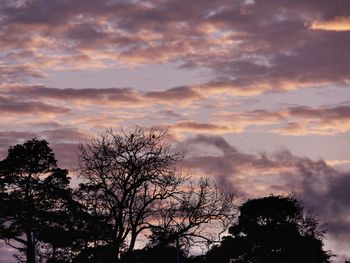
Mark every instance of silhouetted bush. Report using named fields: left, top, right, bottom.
left=205, top=195, right=333, bottom=263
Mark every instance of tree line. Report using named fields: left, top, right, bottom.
left=0, top=128, right=335, bottom=263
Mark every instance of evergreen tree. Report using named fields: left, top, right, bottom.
left=0, top=139, right=76, bottom=263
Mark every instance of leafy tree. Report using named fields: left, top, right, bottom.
left=77, top=128, right=236, bottom=262
left=206, top=195, right=333, bottom=263
left=36, top=168, right=91, bottom=263
left=0, top=139, right=76, bottom=263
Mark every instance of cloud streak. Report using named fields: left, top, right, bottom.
left=215, top=103, right=350, bottom=135
left=0, top=95, right=70, bottom=115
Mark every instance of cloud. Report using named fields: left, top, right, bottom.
left=51, top=142, right=80, bottom=170
left=278, top=104, right=350, bottom=135
left=0, top=131, right=38, bottom=160
left=215, top=103, right=350, bottom=135
left=0, top=99, right=70, bottom=115
left=153, top=109, right=185, bottom=119
left=310, top=16, right=350, bottom=31
left=0, top=241, right=14, bottom=262
left=214, top=109, right=284, bottom=130
left=325, top=159, right=350, bottom=169
left=0, top=128, right=88, bottom=169
left=177, top=135, right=298, bottom=193
left=1, top=1, right=349, bottom=261
left=5, top=85, right=142, bottom=104
left=2, top=85, right=205, bottom=108
left=170, top=121, right=239, bottom=135
left=3, top=82, right=349, bottom=136
left=1, top=0, right=349, bottom=96
left=42, top=128, right=89, bottom=142
left=177, top=134, right=350, bottom=256
left=0, top=65, right=44, bottom=85
left=145, top=86, right=202, bottom=104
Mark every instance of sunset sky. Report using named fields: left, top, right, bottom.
left=1, top=0, right=350, bottom=261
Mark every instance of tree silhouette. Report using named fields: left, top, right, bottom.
left=76, top=128, right=236, bottom=262
left=76, top=128, right=185, bottom=261
left=206, top=195, right=333, bottom=263
left=148, top=178, right=236, bottom=251
left=0, top=134, right=340, bottom=263
left=36, top=168, right=90, bottom=263
left=120, top=246, right=187, bottom=263
left=0, top=139, right=71, bottom=263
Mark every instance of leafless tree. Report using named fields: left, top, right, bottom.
left=77, top=127, right=236, bottom=261
left=149, top=178, right=237, bottom=252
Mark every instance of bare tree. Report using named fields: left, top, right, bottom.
left=149, top=178, right=237, bottom=251
left=77, top=128, right=236, bottom=261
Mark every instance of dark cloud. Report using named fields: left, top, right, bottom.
left=155, top=109, right=184, bottom=119
left=215, top=103, right=350, bottom=135
left=177, top=135, right=277, bottom=192
left=1, top=0, right=349, bottom=93
left=5, top=86, right=141, bottom=103
left=171, top=121, right=234, bottom=133
left=178, top=134, right=350, bottom=257
left=288, top=104, right=350, bottom=120
left=145, top=86, right=202, bottom=102
left=26, top=121, right=63, bottom=128
left=3, top=85, right=205, bottom=106
left=1, top=0, right=140, bottom=26
left=0, top=98, right=70, bottom=115
left=0, top=65, right=44, bottom=83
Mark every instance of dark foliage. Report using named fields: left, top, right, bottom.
left=121, top=246, right=187, bottom=263
left=206, top=195, right=333, bottom=263
left=0, top=139, right=81, bottom=263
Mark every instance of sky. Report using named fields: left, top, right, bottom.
left=0, top=0, right=350, bottom=261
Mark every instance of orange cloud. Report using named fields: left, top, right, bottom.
left=215, top=104, right=350, bottom=136
left=310, top=17, right=350, bottom=31
left=325, top=159, right=350, bottom=168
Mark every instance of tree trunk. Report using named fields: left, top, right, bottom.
left=122, top=231, right=137, bottom=262
left=26, top=231, right=36, bottom=263
left=52, top=246, right=57, bottom=261
left=113, top=242, right=121, bottom=263
left=25, top=173, right=36, bottom=263
left=176, top=239, right=180, bottom=263
left=128, top=232, right=137, bottom=254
